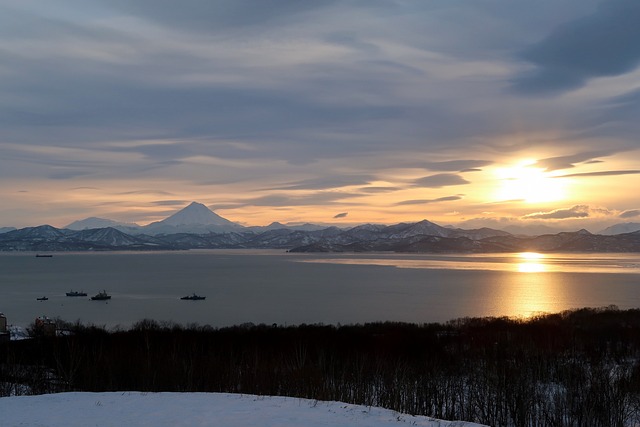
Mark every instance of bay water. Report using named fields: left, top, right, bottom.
left=1, top=250, right=639, bottom=328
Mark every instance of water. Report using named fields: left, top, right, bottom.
left=1, top=250, right=639, bottom=328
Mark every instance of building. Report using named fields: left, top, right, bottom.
left=34, top=316, right=56, bottom=337
left=0, top=312, right=9, bottom=343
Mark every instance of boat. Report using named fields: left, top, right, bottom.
left=66, top=290, right=88, bottom=297
left=180, top=293, right=206, bottom=301
left=91, top=290, right=111, bottom=301
left=36, top=296, right=48, bottom=301
left=35, top=254, right=53, bottom=258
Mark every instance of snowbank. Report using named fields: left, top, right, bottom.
left=0, top=392, right=485, bottom=427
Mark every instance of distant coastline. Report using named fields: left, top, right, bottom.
left=1, top=221, right=640, bottom=253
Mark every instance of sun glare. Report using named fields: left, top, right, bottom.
left=495, top=160, right=566, bottom=203
left=519, top=252, right=544, bottom=260
left=517, top=252, right=546, bottom=273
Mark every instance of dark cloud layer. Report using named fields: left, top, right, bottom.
left=512, top=0, right=640, bottom=95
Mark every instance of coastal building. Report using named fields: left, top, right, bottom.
left=0, top=312, right=9, bottom=343
left=34, top=316, right=56, bottom=337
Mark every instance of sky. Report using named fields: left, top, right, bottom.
left=1, top=0, right=640, bottom=232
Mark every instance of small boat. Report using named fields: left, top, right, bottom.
left=180, top=293, right=206, bottom=301
left=66, top=290, right=88, bottom=297
left=35, top=254, right=53, bottom=258
left=36, top=296, right=48, bottom=301
left=91, top=290, right=111, bottom=301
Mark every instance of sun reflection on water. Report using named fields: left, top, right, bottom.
left=502, top=252, right=566, bottom=318
left=517, top=252, right=546, bottom=273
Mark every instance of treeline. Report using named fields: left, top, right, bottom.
left=3, top=306, right=640, bottom=426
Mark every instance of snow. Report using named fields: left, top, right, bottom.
left=0, top=392, right=486, bottom=427
left=158, top=202, right=234, bottom=227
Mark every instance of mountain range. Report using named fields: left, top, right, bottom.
left=1, top=201, right=640, bottom=253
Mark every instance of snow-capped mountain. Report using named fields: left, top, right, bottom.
left=599, top=222, right=640, bottom=235
left=143, top=202, right=244, bottom=234
left=0, top=226, right=16, bottom=234
left=71, top=227, right=158, bottom=247
left=65, top=217, right=139, bottom=231
left=248, top=222, right=332, bottom=232
left=3, top=218, right=640, bottom=253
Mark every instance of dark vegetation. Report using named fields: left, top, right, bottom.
left=3, top=306, right=640, bottom=426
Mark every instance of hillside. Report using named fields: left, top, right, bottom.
left=0, top=392, right=484, bottom=427
left=2, top=222, right=640, bottom=252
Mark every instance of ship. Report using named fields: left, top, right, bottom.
left=66, top=290, right=88, bottom=297
left=180, top=293, right=206, bottom=301
left=91, top=290, right=111, bottom=301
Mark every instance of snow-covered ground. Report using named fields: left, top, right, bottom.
left=0, top=392, right=486, bottom=427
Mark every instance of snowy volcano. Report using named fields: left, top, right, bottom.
left=144, top=202, right=243, bottom=234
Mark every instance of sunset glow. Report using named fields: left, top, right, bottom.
left=495, top=161, right=567, bottom=204
left=0, top=1, right=638, bottom=233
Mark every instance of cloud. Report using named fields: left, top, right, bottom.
left=523, top=204, right=613, bottom=220
left=422, top=160, right=492, bottom=172
left=240, top=192, right=364, bottom=208
left=555, top=170, right=640, bottom=178
left=511, top=0, right=640, bottom=95
left=524, top=205, right=590, bottom=220
left=359, top=186, right=401, bottom=194
left=267, top=176, right=374, bottom=191
left=117, top=190, right=176, bottom=196
left=104, top=0, right=338, bottom=33
left=1, top=1, right=639, bottom=228
left=412, top=174, right=470, bottom=188
left=395, top=195, right=462, bottom=206
left=151, top=200, right=190, bottom=206
left=619, top=209, right=640, bottom=218
left=535, top=150, right=617, bottom=171
left=333, top=212, right=348, bottom=218
left=48, top=169, right=93, bottom=180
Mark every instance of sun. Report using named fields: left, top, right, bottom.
left=494, top=160, right=567, bottom=203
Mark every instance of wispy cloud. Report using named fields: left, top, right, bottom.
left=239, top=192, right=364, bottom=208
left=267, top=176, right=374, bottom=191
left=412, top=174, right=470, bottom=188
left=619, top=209, right=640, bottom=218
left=523, top=205, right=612, bottom=220
left=422, top=160, right=492, bottom=172
left=395, top=196, right=463, bottom=206
left=556, top=170, right=640, bottom=178
left=536, top=150, right=618, bottom=171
